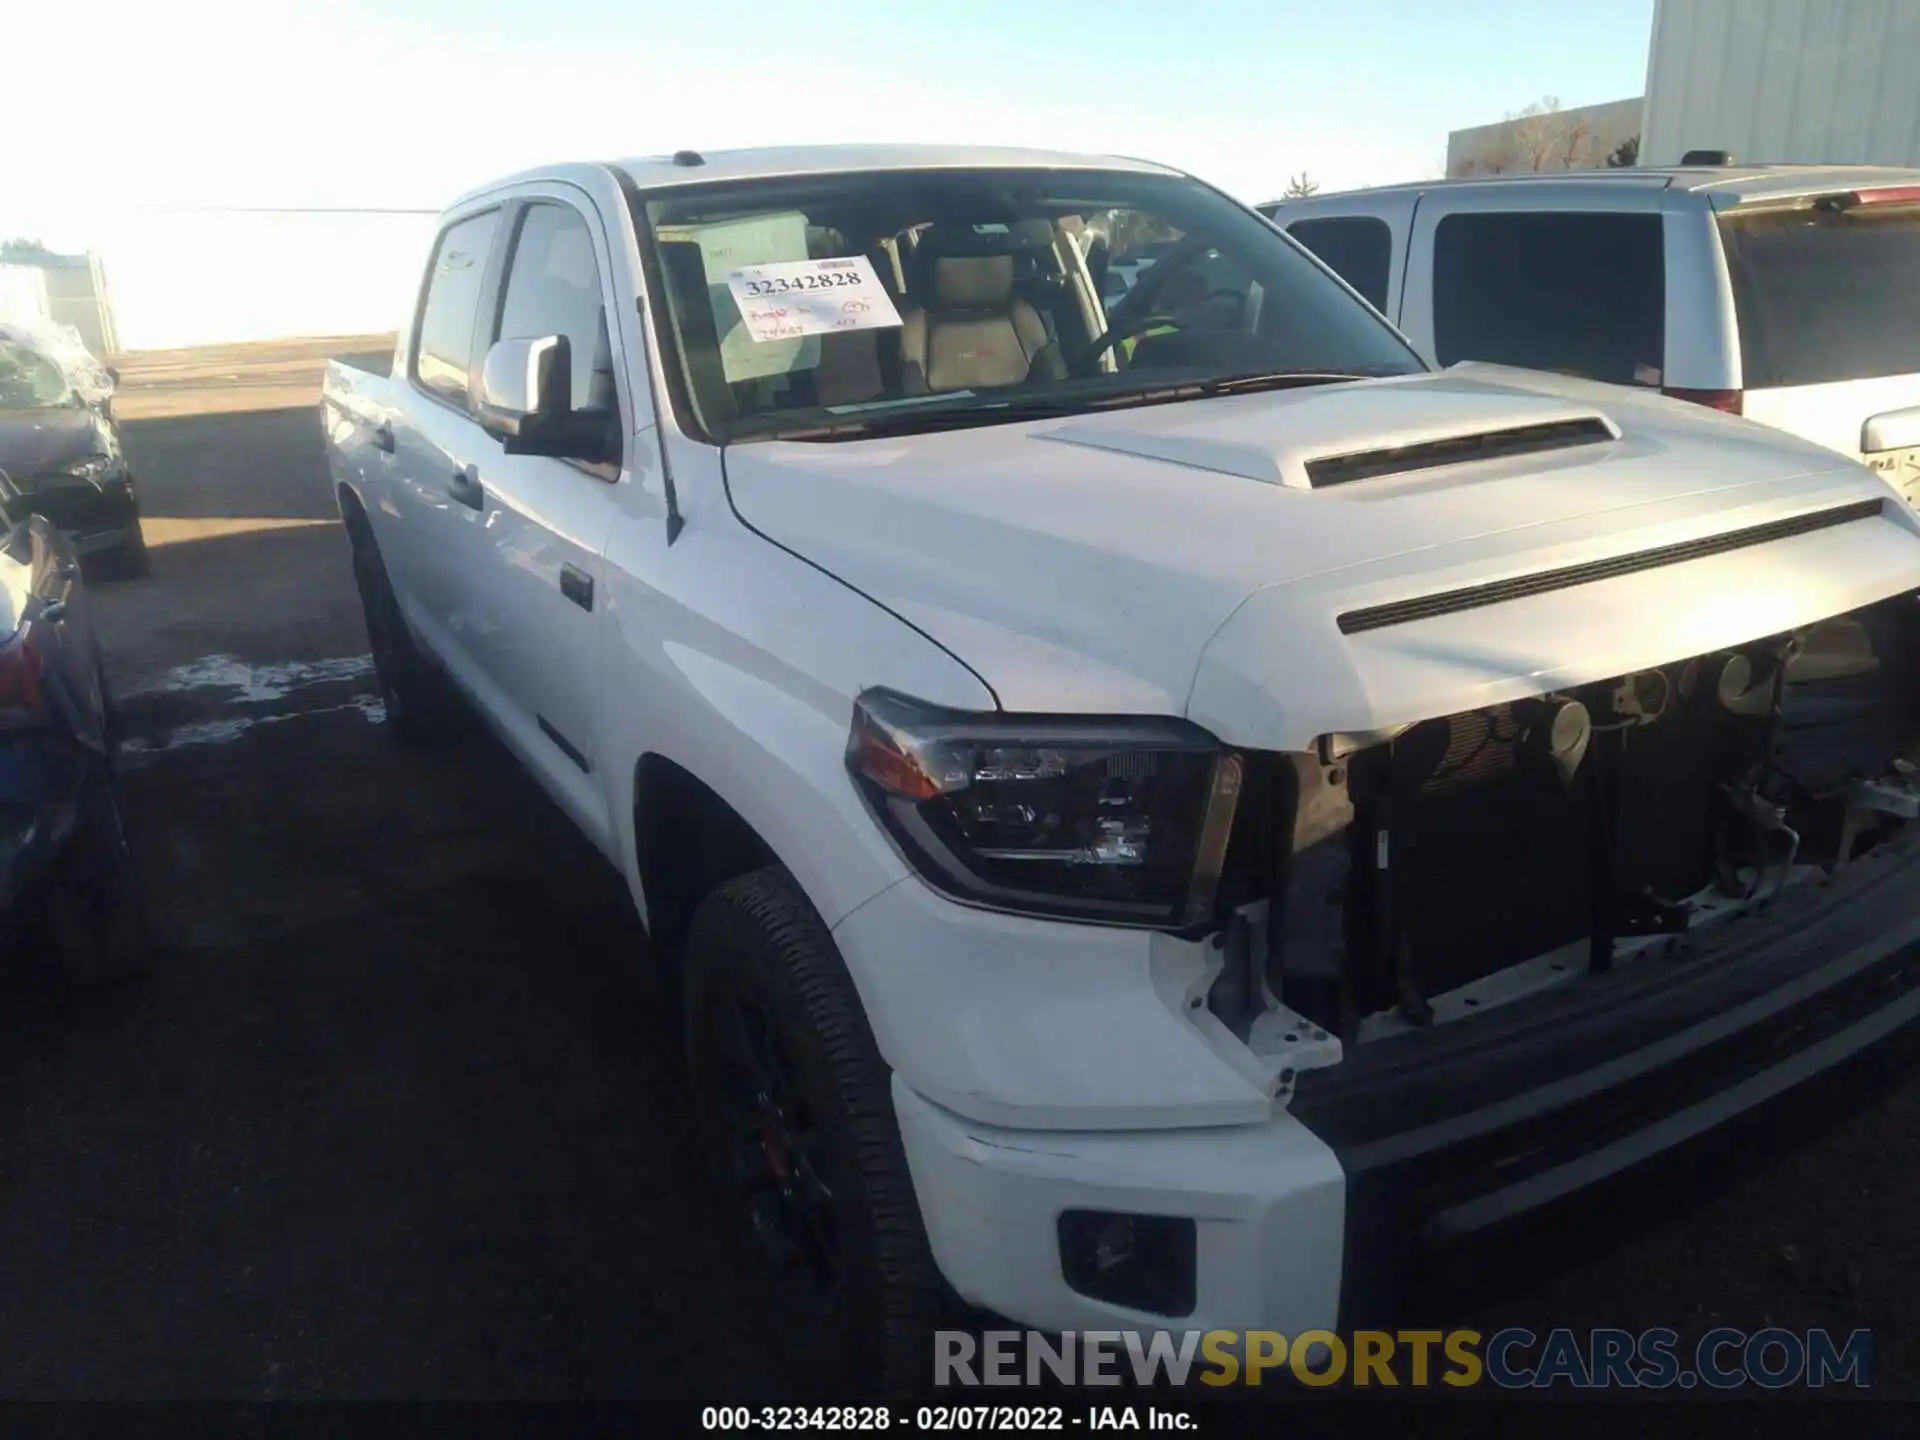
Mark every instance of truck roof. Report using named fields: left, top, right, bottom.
left=1263, top=163, right=1920, bottom=211
left=448, top=145, right=1184, bottom=209
left=612, top=143, right=1182, bottom=187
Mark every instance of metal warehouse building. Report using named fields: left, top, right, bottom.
left=1643, top=0, right=1920, bottom=166
left=1449, top=0, right=1920, bottom=176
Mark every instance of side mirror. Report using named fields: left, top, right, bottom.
left=475, top=335, right=619, bottom=465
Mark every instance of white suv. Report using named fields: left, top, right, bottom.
left=323, top=145, right=1920, bottom=1395
left=1263, top=166, right=1920, bottom=504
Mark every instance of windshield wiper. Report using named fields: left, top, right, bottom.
left=1197, top=369, right=1387, bottom=395
left=1063, top=369, right=1391, bottom=411
left=746, top=395, right=1111, bottom=443
left=734, top=371, right=1397, bottom=443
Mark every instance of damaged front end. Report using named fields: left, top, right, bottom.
left=1207, top=590, right=1920, bottom=1047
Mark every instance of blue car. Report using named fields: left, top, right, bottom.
left=0, top=510, right=148, bottom=981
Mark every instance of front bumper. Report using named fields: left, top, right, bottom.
left=895, top=1078, right=1346, bottom=1335
left=891, top=835, right=1920, bottom=1333
left=5, top=477, right=137, bottom=555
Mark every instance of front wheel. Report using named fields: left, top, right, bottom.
left=683, top=868, right=954, bottom=1399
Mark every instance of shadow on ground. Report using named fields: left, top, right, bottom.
left=120, top=408, right=338, bottom=524
left=0, top=526, right=801, bottom=1400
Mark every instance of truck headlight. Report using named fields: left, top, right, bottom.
left=847, top=688, right=1243, bottom=929
left=55, top=454, right=116, bottom=486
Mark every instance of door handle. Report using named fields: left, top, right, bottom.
left=559, top=563, right=594, bottom=611
left=447, top=466, right=484, bottom=511
left=371, top=420, right=395, bottom=454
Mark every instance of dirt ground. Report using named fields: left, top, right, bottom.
left=3, top=336, right=1919, bottom=1407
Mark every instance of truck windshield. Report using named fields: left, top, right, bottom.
left=635, top=167, right=1425, bottom=442
left=1720, top=202, right=1920, bottom=388
left=0, top=340, right=76, bottom=411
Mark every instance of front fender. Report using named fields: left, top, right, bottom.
left=597, top=515, right=994, bottom=938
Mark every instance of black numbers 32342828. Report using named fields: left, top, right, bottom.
left=742, top=271, right=865, bottom=297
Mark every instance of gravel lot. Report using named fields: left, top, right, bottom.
left=3, top=336, right=1918, bottom=1409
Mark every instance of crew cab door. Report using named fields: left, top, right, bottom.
left=461, top=192, right=626, bottom=851
left=388, top=205, right=506, bottom=690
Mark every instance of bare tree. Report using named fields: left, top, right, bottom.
left=1507, top=95, right=1566, bottom=172
left=1559, top=112, right=1594, bottom=168
left=1282, top=171, right=1320, bottom=198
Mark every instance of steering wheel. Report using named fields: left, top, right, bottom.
left=1202, top=287, right=1249, bottom=322
left=1070, top=312, right=1181, bottom=373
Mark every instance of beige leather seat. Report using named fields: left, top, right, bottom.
left=899, top=252, right=1064, bottom=393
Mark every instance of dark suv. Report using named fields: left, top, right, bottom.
left=0, top=332, right=148, bottom=579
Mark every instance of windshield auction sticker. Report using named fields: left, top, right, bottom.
left=725, top=256, right=903, bottom=344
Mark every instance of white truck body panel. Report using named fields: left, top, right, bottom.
left=320, top=144, right=1920, bottom=1344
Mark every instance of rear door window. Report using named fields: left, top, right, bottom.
left=1286, top=216, right=1393, bottom=312
left=413, top=210, right=502, bottom=405
left=1431, top=211, right=1665, bottom=387
left=1720, top=204, right=1920, bottom=388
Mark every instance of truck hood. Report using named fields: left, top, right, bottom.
left=723, top=364, right=1920, bottom=749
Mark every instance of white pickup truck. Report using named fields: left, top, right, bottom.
left=323, top=144, right=1920, bottom=1391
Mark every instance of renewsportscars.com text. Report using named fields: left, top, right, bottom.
left=935, top=1327, right=1872, bottom=1390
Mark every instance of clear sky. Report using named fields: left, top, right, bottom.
left=7, top=0, right=1656, bottom=244
left=3, top=0, right=1657, bottom=349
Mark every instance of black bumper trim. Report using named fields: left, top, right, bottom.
left=1289, top=836, right=1920, bottom=1325
left=1427, top=977, right=1920, bottom=1243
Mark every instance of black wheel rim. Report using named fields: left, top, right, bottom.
left=712, top=986, right=841, bottom=1311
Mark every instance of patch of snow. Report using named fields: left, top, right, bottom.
left=120, top=693, right=388, bottom=764
left=129, top=654, right=375, bottom=703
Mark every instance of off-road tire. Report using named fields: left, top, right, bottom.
left=684, top=867, right=957, bottom=1400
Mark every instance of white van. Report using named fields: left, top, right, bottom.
left=1264, top=166, right=1920, bottom=504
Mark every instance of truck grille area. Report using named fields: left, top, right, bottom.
left=1264, top=589, right=1920, bottom=1028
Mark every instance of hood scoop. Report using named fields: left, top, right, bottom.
left=1304, top=416, right=1618, bottom=488
left=1041, top=380, right=1621, bottom=490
